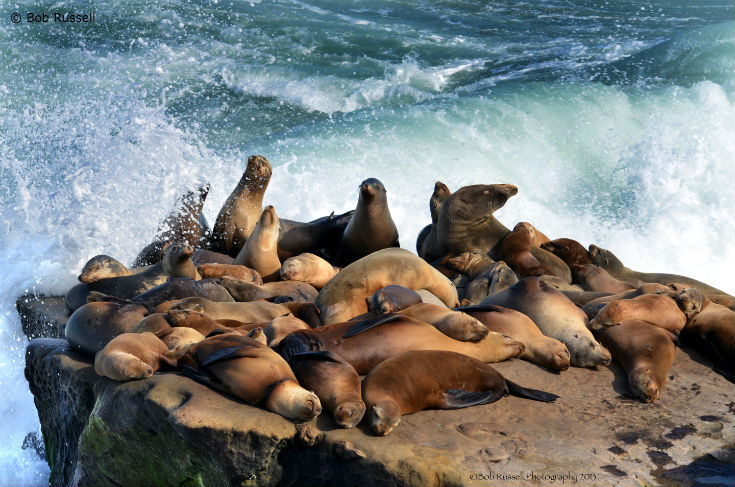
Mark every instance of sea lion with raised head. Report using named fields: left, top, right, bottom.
left=588, top=293, right=687, bottom=335
left=417, top=181, right=451, bottom=262
left=334, top=178, right=399, bottom=267
left=289, top=351, right=365, bottom=429
left=162, top=243, right=201, bottom=280
left=315, top=248, right=459, bottom=324
left=498, top=224, right=551, bottom=278
left=180, top=333, right=321, bottom=421
left=474, top=277, right=610, bottom=368
left=572, top=264, right=635, bottom=294
left=94, top=332, right=177, bottom=381
left=362, top=350, right=559, bottom=436
left=221, top=276, right=318, bottom=303
left=540, top=238, right=591, bottom=268
left=277, top=210, right=354, bottom=262
left=513, top=222, right=550, bottom=247
left=65, top=302, right=150, bottom=357
left=278, top=314, right=524, bottom=374
left=233, top=205, right=281, bottom=282
left=594, top=320, right=678, bottom=402
left=371, top=285, right=422, bottom=314
left=197, top=263, right=262, bottom=284
left=280, top=253, right=339, bottom=290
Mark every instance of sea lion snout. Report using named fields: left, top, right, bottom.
left=369, top=402, right=401, bottom=436
left=334, top=401, right=367, bottom=429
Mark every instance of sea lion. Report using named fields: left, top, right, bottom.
left=362, top=350, right=559, bottom=436
left=475, top=277, right=610, bottom=368
left=233, top=205, right=281, bottom=282
left=197, top=263, right=262, bottom=284
left=334, top=178, right=399, bottom=267
left=463, top=261, right=519, bottom=305
left=94, top=332, right=176, bottom=381
left=461, top=305, right=571, bottom=371
left=498, top=224, right=551, bottom=278
left=594, top=320, right=678, bottom=402
left=164, top=308, right=229, bottom=336
left=580, top=283, right=674, bottom=319
left=396, top=303, right=489, bottom=342
left=221, top=276, right=318, bottom=303
left=540, top=238, right=591, bottom=267
left=277, top=210, right=354, bottom=262
left=315, top=248, right=459, bottom=324
left=211, top=155, right=272, bottom=256
left=131, top=313, right=172, bottom=336
left=371, top=286, right=422, bottom=314
left=513, top=222, right=550, bottom=247
left=588, top=244, right=734, bottom=307
left=417, top=181, right=451, bottom=262
left=65, top=302, right=149, bottom=357
left=680, top=299, right=735, bottom=371
left=538, top=275, right=584, bottom=293
left=572, top=264, right=635, bottom=294
left=446, top=252, right=495, bottom=279
left=279, top=253, right=339, bottom=290
left=89, top=277, right=235, bottom=310
left=588, top=294, right=687, bottom=335
left=415, top=289, right=448, bottom=308
left=289, top=351, right=365, bottom=428
left=133, top=184, right=211, bottom=266
left=263, top=315, right=311, bottom=348
left=280, top=302, right=322, bottom=328
left=181, top=334, right=321, bottom=421
left=78, top=255, right=138, bottom=283
left=162, top=242, right=201, bottom=280
left=278, top=314, right=524, bottom=374
left=170, top=297, right=291, bottom=323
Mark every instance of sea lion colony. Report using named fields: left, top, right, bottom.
left=64, top=154, right=734, bottom=436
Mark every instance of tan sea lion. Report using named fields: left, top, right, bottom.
left=498, top=224, right=551, bottom=278
left=169, top=297, right=291, bottom=323
left=278, top=314, right=524, bottom=374
left=362, top=350, right=559, bottom=436
left=280, top=253, right=339, bottom=290
left=513, top=222, right=550, bottom=247
left=594, top=320, right=678, bottom=402
left=334, top=178, right=399, bottom=267
left=181, top=334, right=321, bottom=421
left=446, top=252, right=495, bottom=279
left=396, top=303, right=489, bottom=342
left=280, top=302, right=322, bottom=328
left=221, top=276, right=318, bottom=303
left=414, top=289, right=449, bottom=308
left=572, top=264, right=635, bottom=294
left=131, top=313, right=172, bottom=336
left=680, top=299, right=735, bottom=371
left=78, top=255, right=138, bottom=283
left=263, top=315, right=311, bottom=348
left=94, top=332, right=176, bottom=381
left=164, top=308, right=226, bottom=336
left=580, top=283, right=674, bottom=319
left=540, top=238, right=591, bottom=267
left=315, top=248, right=459, bottom=324
left=211, top=155, right=272, bottom=256
left=539, top=275, right=584, bottom=293
left=65, top=302, right=150, bottom=357
left=417, top=181, right=452, bottom=262
left=289, top=351, right=365, bottom=428
left=233, top=205, right=281, bottom=282
left=476, top=277, right=610, bottom=368
left=371, top=286, right=422, bottom=314
left=588, top=294, right=687, bottom=335
left=461, top=305, right=571, bottom=371
left=588, top=244, right=734, bottom=307
left=162, top=242, right=201, bottom=280
left=197, top=263, right=262, bottom=285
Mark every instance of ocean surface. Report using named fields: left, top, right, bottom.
left=1, top=0, right=733, bottom=484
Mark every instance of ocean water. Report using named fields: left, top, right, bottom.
left=1, top=0, right=733, bottom=484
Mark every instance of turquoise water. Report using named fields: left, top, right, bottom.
left=1, top=1, right=734, bottom=484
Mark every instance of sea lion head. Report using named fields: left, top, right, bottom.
left=489, top=261, right=518, bottom=291
left=570, top=335, right=611, bottom=368
left=265, top=379, right=322, bottom=422
left=629, top=368, right=659, bottom=403
left=453, top=313, right=490, bottom=341
left=430, top=181, right=451, bottom=217
left=244, top=155, right=272, bottom=185
left=447, top=252, right=493, bottom=275
left=333, top=400, right=367, bottom=429
left=162, top=242, right=195, bottom=276
left=259, top=205, right=279, bottom=228
left=359, top=178, right=386, bottom=202
left=674, top=287, right=705, bottom=319
left=78, top=255, right=129, bottom=283
left=588, top=245, right=624, bottom=275
left=369, top=400, right=402, bottom=436
left=445, top=184, right=518, bottom=221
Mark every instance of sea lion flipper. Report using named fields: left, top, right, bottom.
left=440, top=389, right=503, bottom=409
left=505, top=379, right=559, bottom=403
left=200, top=346, right=260, bottom=367
left=453, top=304, right=504, bottom=313
left=289, top=350, right=345, bottom=364
left=342, top=313, right=404, bottom=338
left=181, top=365, right=228, bottom=394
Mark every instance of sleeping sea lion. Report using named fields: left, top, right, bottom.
left=498, top=224, right=551, bottom=278
left=280, top=253, right=339, bottom=290
left=65, top=302, right=149, bottom=356
left=170, top=297, right=291, bottom=323
left=94, top=332, right=177, bottom=381
left=680, top=298, right=735, bottom=372
left=221, top=276, right=318, bottom=303
left=371, top=286, right=422, bottom=314
left=588, top=294, right=687, bottom=335
left=197, top=263, right=262, bottom=284
left=396, top=303, right=489, bottom=342
left=233, top=205, right=281, bottom=282
left=540, top=238, right=591, bottom=268
left=572, top=264, right=635, bottom=294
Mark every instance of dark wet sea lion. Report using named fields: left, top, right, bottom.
left=289, top=351, right=366, bottom=428
left=680, top=299, right=735, bottom=372
left=78, top=255, right=137, bottom=283
left=594, top=320, right=678, bottom=403
left=417, top=181, right=451, bottom=262
left=371, top=285, right=422, bottom=314
left=211, top=155, right=272, bottom=256
left=540, top=238, right=591, bottom=267
left=277, top=210, right=354, bottom=262
left=334, top=178, right=399, bottom=267
left=278, top=314, right=524, bottom=374
left=233, top=205, right=281, bottom=282
left=162, top=242, right=201, bottom=280
left=65, top=302, right=149, bottom=356
left=362, top=350, right=558, bottom=436
left=221, top=276, right=318, bottom=303
left=94, top=332, right=176, bottom=381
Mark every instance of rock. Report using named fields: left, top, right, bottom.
left=16, top=295, right=68, bottom=339
left=22, top=300, right=735, bottom=486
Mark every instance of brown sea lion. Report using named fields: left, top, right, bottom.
left=362, top=350, right=558, bottom=436
left=289, top=351, right=365, bottom=429
left=396, top=303, right=489, bottom=342
left=594, top=320, right=678, bottom=402
left=211, top=155, right=272, bottom=256
left=280, top=302, right=322, bottom=328
left=94, top=332, right=176, bottom=381
left=670, top=286, right=706, bottom=320
left=498, top=225, right=551, bottom=278
left=315, top=248, right=459, bottom=324
left=334, top=178, right=399, bottom=267
left=540, top=238, right=591, bottom=268
left=263, top=315, right=311, bottom=348
left=65, top=302, right=150, bottom=357
left=164, top=308, right=226, bottom=336
left=170, top=297, right=291, bottom=323
left=417, top=181, right=451, bottom=262
left=197, top=263, right=262, bottom=285
left=181, top=334, right=321, bottom=421
left=78, top=255, right=138, bottom=283
left=538, top=275, right=584, bottom=293
left=475, top=277, right=610, bottom=368
left=461, top=305, right=570, bottom=371
left=131, top=313, right=172, bottom=335
left=464, top=261, right=519, bottom=305
left=371, top=285, right=422, bottom=314
left=233, top=205, right=281, bottom=282
left=446, top=252, right=495, bottom=280
left=572, top=264, right=635, bottom=294
left=513, top=222, right=550, bottom=247
left=278, top=314, right=524, bottom=374
left=588, top=294, right=687, bottom=335
left=162, top=242, right=201, bottom=280
left=279, top=253, right=339, bottom=290
left=276, top=210, right=354, bottom=262
left=221, top=276, right=318, bottom=303
left=580, top=283, right=674, bottom=319
left=680, top=299, right=735, bottom=371
left=588, top=244, right=734, bottom=307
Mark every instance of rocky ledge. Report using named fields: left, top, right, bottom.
left=21, top=297, right=735, bottom=487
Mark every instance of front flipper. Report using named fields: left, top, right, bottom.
left=181, top=364, right=229, bottom=395
left=342, top=314, right=404, bottom=338
left=505, top=379, right=559, bottom=402
left=440, top=388, right=504, bottom=409
left=453, top=304, right=505, bottom=313
left=200, top=346, right=261, bottom=367
left=289, top=350, right=347, bottom=365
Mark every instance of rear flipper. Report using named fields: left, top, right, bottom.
left=505, top=379, right=559, bottom=402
